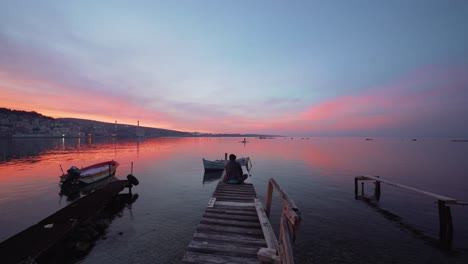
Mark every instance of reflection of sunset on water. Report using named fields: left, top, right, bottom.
left=1, top=137, right=468, bottom=263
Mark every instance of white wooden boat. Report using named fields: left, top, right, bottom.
left=202, top=157, right=252, bottom=172
left=60, top=160, right=119, bottom=185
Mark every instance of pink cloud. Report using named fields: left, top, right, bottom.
left=1, top=63, right=467, bottom=136
left=258, top=64, right=468, bottom=136
left=1, top=70, right=176, bottom=129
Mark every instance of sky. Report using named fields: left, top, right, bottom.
left=1, top=0, right=467, bottom=137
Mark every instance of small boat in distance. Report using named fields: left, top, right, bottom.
left=202, top=157, right=252, bottom=172
left=60, top=160, right=120, bottom=185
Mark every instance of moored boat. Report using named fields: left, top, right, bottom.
left=202, top=157, right=252, bottom=172
left=60, top=160, right=120, bottom=185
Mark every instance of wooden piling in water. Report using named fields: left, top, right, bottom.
left=354, top=175, right=465, bottom=247
left=354, top=178, right=358, bottom=198
left=374, top=180, right=381, bottom=201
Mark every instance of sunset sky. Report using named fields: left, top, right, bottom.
left=1, top=0, right=467, bottom=136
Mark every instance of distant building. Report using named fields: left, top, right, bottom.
left=136, top=121, right=145, bottom=137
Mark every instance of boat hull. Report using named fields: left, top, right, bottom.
left=202, top=159, right=226, bottom=171
left=202, top=157, right=251, bottom=172
left=60, top=160, right=119, bottom=184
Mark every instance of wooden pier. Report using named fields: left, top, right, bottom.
left=0, top=180, right=132, bottom=264
left=183, top=175, right=301, bottom=263
left=355, top=175, right=467, bottom=247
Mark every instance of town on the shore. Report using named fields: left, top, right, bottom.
left=0, top=108, right=276, bottom=138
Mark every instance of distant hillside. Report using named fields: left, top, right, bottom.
left=57, top=118, right=191, bottom=137
left=0, top=107, right=280, bottom=138
left=0, top=108, right=53, bottom=121
left=0, top=108, right=191, bottom=138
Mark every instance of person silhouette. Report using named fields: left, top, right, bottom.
left=224, top=154, right=247, bottom=184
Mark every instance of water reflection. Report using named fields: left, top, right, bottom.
left=1, top=137, right=468, bottom=263
left=202, top=170, right=223, bottom=184
left=360, top=197, right=444, bottom=250
left=59, top=176, right=118, bottom=202
left=49, top=191, right=139, bottom=264
left=0, top=137, right=148, bottom=164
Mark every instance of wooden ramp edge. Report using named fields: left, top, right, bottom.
left=0, top=180, right=129, bottom=264
left=183, top=178, right=273, bottom=264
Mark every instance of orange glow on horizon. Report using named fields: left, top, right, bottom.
left=3, top=63, right=468, bottom=136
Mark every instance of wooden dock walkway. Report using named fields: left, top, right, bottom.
left=183, top=175, right=301, bottom=263
left=0, top=180, right=132, bottom=264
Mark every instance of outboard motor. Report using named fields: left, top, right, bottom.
left=126, top=174, right=139, bottom=194
left=127, top=174, right=139, bottom=186
left=64, top=166, right=81, bottom=185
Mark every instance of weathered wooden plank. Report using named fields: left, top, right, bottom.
left=213, top=193, right=256, bottom=198
left=214, top=191, right=256, bottom=196
left=283, top=203, right=301, bottom=226
left=207, top=206, right=257, bottom=211
left=204, top=212, right=259, bottom=222
left=215, top=188, right=255, bottom=193
left=186, top=240, right=260, bottom=258
left=279, top=216, right=295, bottom=264
left=254, top=199, right=279, bottom=251
left=215, top=198, right=255, bottom=203
left=206, top=208, right=258, bottom=216
left=213, top=195, right=255, bottom=200
left=193, top=233, right=267, bottom=247
left=215, top=192, right=254, bottom=197
left=265, top=180, right=274, bottom=217
left=215, top=187, right=256, bottom=191
left=269, top=178, right=299, bottom=210
left=200, top=217, right=261, bottom=228
left=359, top=175, right=457, bottom=202
left=215, top=187, right=256, bottom=192
left=215, top=185, right=256, bottom=190
left=197, top=224, right=264, bottom=237
left=215, top=197, right=255, bottom=201
left=208, top=205, right=256, bottom=211
left=183, top=174, right=298, bottom=264
left=216, top=183, right=255, bottom=188
left=258, top=247, right=281, bottom=264
left=214, top=201, right=255, bottom=207
left=183, top=251, right=261, bottom=264
left=207, top=198, right=216, bottom=208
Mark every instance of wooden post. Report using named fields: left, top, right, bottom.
left=265, top=180, right=273, bottom=217
left=375, top=181, right=381, bottom=201
left=356, top=175, right=461, bottom=245
left=279, top=202, right=295, bottom=264
left=446, top=206, right=453, bottom=248
left=438, top=200, right=447, bottom=242
left=261, top=178, right=301, bottom=263
left=225, top=153, right=227, bottom=160
left=354, top=178, right=358, bottom=198
left=255, top=199, right=279, bottom=250
left=361, top=182, right=364, bottom=196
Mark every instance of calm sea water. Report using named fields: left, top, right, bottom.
left=1, top=137, right=467, bottom=264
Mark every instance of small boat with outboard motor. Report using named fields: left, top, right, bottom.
left=60, top=160, right=119, bottom=185
left=202, top=156, right=252, bottom=172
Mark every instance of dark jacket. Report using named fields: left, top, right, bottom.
left=225, top=160, right=243, bottom=181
